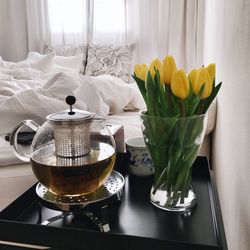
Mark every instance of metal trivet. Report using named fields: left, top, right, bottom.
left=36, top=170, right=125, bottom=209
left=40, top=210, right=110, bottom=232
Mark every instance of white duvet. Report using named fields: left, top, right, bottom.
left=0, top=54, right=145, bottom=135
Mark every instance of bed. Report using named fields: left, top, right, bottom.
left=0, top=49, right=217, bottom=212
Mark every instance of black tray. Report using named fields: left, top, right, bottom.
left=0, top=156, right=227, bottom=250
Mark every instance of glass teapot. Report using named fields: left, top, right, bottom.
left=9, top=96, right=116, bottom=196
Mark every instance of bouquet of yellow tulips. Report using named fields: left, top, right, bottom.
left=133, top=56, right=221, bottom=118
left=132, top=56, right=222, bottom=211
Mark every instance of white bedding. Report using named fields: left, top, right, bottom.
left=0, top=53, right=145, bottom=136
left=0, top=53, right=146, bottom=166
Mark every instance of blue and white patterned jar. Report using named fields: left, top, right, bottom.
left=125, top=137, right=154, bottom=177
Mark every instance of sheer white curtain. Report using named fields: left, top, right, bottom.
left=92, top=0, right=126, bottom=45
left=0, top=0, right=28, bottom=61
left=31, top=0, right=206, bottom=71
left=127, top=0, right=205, bottom=71
left=47, top=0, right=87, bottom=45
left=26, top=0, right=51, bottom=52
left=204, top=1, right=250, bottom=250
left=0, top=0, right=205, bottom=68
left=47, top=0, right=125, bottom=46
left=0, top=0, right=51, bottom=60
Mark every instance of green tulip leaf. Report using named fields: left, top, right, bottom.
left=132, top=74, right=147, bottom=104
left=187, top=84, right=205, bottom=115
left=146, top=72, right=159, bottom=116
left=203, top=81, right=222, bottom=113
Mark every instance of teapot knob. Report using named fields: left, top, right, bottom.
left=66, top=95, right=76, bottom=115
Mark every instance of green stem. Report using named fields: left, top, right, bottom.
left=152, top=166, right=168, bottom=194
left=165, top=85, right=173, bottom=112
left=198, top=100, right=205, bottom=114
left=180, top=101, right=186, bottom=117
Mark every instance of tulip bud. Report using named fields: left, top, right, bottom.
left=163, top=55, right=177, bottom=84
left=134, top=64, right=148, bottom=81
left=171, top=69, right=190, bottom=99
left=206, top=63, right=216, bottom=82
left=193, top=67, right=212, bottom=99
left=149, top=59, right=164, bottom=83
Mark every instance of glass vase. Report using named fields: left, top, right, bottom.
left=140, top=111, right=208, bottom=212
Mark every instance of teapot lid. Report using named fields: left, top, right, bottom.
left=47, top=109, right=94, bottom=124
left=46, top=96, right=94, bottom=124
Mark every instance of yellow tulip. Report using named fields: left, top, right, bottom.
left=163, top=55, right=177, bottom=84
left=193, top=67, right=212, bottom=99
left=206, top=63, right=216, bottom=82
left=134, top=64, right=148, bottom=81
left=149, top=59, right=164, bottom=83
left=188, top=69, right=197, bottom=90
left=171, top=69, right=190, bottom=99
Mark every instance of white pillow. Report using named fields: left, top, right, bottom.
left=30, top=54, right=54, bottom=73
left=11, top=58, right=31, bottom=69
left=51, top=64, right=79, bottom=74
left=27, top=51, right=43, bottom=60
left=44, top=44, right=87, bottom=73
left=28, top=51, right=83, bottom=72
left=85, top=43, right=136, bottom=83
left=26, top=52, right=55, bottom=73
left=54, top=54, right=83, bottom=72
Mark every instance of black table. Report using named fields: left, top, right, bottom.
left=0, top=156, right=227, bottom=250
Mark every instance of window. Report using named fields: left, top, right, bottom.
left=47, top=0, right=125, bottom=45
left=48, top=0, right=86, bottom=33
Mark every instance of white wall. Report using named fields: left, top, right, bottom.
left=204, top=1, right=250, bottom=250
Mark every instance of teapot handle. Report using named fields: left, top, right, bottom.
left=92, top=116, right=116, bottom=151
left=9, top=120, right=40, bottom=162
